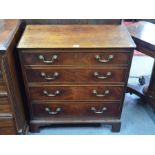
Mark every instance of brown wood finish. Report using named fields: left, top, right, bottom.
left=32, top=102, right=120, bottom=118
left=0, top=20, right=21, bottom=50
left=29, top=85, right=124, bottom=101
left=18, top=24, right=135, bottom=132
left=29, top=119, right=121, bottom=133
left=0, top=117, right=16, bottom=135
left=0, top=126, right=16, bottom=134
left=17, top=25, right=135, bottom=49
left=0, top=19, right=27, bottom=134
left=0, top=117, right=14, bottom=127
left=0, top=98, right=12, bottom=114
left=21, top=49, right=131, bottom=66
left=25, top=67, right=128, bottom=84
left=0, top=84, right=8, bottom=97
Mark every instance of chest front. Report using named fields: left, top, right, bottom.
left=17, top=25, right=135, bottom=132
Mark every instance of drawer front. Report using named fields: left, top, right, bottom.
left=29, top=85, right=124, bottom=101
left=0, top=117, right=14, bottom=127
left=20, top=49, right=131, bottom=66
left=32, top=102, right=120, bottom=118
left=26, top=67, right=128, bottom=83
left=0, top=84, right=8, bottom=98
left=0, top=126, right=16, bottom=135
left=0, top=118, right=16, bottom=135
left=0, top=98, right=12, bottom=113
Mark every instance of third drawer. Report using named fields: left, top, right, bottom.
left=29, top=85, right=125, bottom=101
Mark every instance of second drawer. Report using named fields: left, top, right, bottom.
left=26, top=67, right=128, bottom=83
left=29, top=85, right=124, bottom=101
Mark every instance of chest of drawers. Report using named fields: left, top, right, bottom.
left=17, top=25, right=135, bottom=132
left=0, top=20, right=27, bottom=134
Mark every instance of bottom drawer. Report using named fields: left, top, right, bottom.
left=32, top=102, right=121, bottom=119
left=0, top=118, right=16, bottom=135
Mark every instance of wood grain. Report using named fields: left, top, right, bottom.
left=0, top=117, right=16, bottom=135
left=17, top=25, right=136, bottom=48
left=32, top=101, right=120, bottom=118
left=0, top=19, right=21, bottom=51
left=25, top=67, right=128, bottom=84
left=29, top=85, right=124, bottom=101
left=0, top=84, right=8, bottom=97
left=0, top=19, right=27, bottom=135
left=18, top=24, right=135, bottom=132
left=20, top=49, right=131, bottom=66
left=0, top=98, right=12, bottom=113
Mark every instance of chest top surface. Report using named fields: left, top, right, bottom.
left=17, top=24, right=136, bottom=49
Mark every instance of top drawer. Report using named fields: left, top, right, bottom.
left=19, top=49, right=132, bottom=66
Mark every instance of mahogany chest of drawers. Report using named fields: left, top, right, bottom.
left=0, top=20, right=27, bottom=134
left=17, top=25, right=136, bottom=132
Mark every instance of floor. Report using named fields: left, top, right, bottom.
left=30, top=55, right=155, bottom=135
